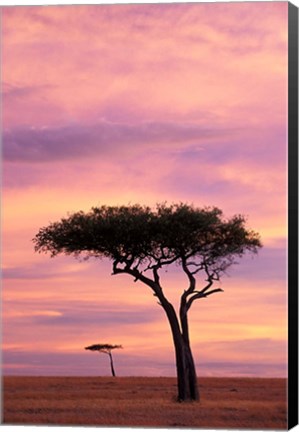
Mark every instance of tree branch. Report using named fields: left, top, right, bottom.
left=186, top=287, right=223, bottom=310
left=179, top=256, right=197, bottom=340
left=184, top=260, right=205, bottom=275
left=112, top=259, right=166, bottom=300
left=144, top=254, right=180, bottom=271
left=153, top=266, right=160, bottom=284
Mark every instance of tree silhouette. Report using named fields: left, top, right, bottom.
left=33, top=203, right=261, bottom=401
left=85, top=343, right=122, bottom=377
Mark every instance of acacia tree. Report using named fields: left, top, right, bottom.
left=33, top=203, right=261, bottom=402
left=85, top=343, right=122, bottom=377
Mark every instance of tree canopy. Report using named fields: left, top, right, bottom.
left=34, top=203, right=261, bottom=283
left=85, top=344, right=122, bottom=353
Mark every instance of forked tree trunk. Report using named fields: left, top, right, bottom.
left=133, top=274, right=199, bottom=402
left=161, top=299, right=199, bottom=402
left=172, top=329, right=199, bottom=401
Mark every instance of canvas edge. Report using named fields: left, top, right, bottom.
left=288, top=1, right=299, bottom=430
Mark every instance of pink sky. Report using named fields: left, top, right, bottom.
left=2, top=2, right=288, bottom=377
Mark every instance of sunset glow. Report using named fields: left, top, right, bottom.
left=2, top=2, right=288, bottom=377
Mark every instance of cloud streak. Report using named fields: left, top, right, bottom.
left=3, top=120, right=233, bottom=163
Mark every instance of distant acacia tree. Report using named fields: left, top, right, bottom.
left=33, top=203, right=261, bottom=402
left=85, top=343, right=122, bottom=377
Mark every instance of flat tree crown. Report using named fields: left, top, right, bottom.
left=33, top=203, right=261, bottom=276
left=85, top=344, right=122, bottom=352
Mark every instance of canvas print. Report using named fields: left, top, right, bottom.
left=1, top=1, right=298, bottom=430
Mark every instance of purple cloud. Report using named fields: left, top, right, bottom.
left=4, top=307, right=159, bottom=328
left=2, top=82, right=54, bottom=100
left=3, top=120, right=234, bottom=163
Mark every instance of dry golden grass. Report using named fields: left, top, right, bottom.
left=2, top=376, right=287, bottom=429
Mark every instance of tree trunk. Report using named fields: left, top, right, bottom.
left=183, top=342, right=199, bottom=401
left=180, top=303, right=199, bottom=401
left=161, top=299, right=200, bottom=402
left=108, top=352, right=116, bottom=377
left=173, top=333, right=199, bottom=402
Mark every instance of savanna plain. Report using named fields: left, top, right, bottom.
left=2, top=376, right=287, bottom=429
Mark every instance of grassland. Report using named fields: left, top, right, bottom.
left=2, top=376, right=287, bottom=429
